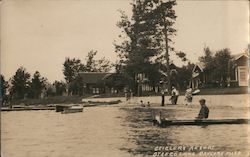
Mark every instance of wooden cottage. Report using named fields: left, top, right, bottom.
left=191, top=52, right=249, bottom=89
left=79, top=72, right=129, bottom=94
left=79, top=72, right=112, bottom=94
left=228, top=53, right=249, bottom=87
left=190, top=62, right=207, bottom=89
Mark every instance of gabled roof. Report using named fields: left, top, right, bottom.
left=192, top=62, right=205, bottom=73
left=79, top=72, right=113, bottom=84
left=232, top=53, right=249, bottom=61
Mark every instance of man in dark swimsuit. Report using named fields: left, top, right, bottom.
left=196, top=99, right=209, bottom=119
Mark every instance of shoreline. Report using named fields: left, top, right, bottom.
left=2, top=94, right=249, bottom=114
left=3, top=87, right=249, bottom=107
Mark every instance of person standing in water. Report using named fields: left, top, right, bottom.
left=140, top=100, right=145, bottom=107
left=147, top=101, right=150, bottom=107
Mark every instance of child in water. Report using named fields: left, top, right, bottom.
left=140, top=100, right=145, bottom=107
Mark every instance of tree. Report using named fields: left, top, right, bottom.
left=68, top=75, right=84, bottom=96
left=176, top=62, right=194, bottom=89
left=46, top=85, right=56, bottom=97
left=152, top=0, right=178, bottom=92
left=115, top=0, right=178, bottom=93
left=115, top=2, right=161, bottom=93
left=28, top=71, right=47, bottom=98
left=1, top=75, right=9, bottom=104
left=10, top=67, right=31, bottom=99
left=85, top=50, right=111, bottom=72
left=63, top=58, right=85, bottom=84
left=199, top=47, right=232, bottom=87
left=198, top=46, right=215, bottom=84
left=199, top=46, right=214, bottom=71
left=53, top=81, right=66, bottom=96
left=96, top=57, right=112, bottom=72
left=63, top=57, right=85, bottom=95
left=85, top=50, right=97, bottom=72
left=212, top=48, right=232, bottom=85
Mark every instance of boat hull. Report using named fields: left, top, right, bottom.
left=153, top=118, right=250, bottom=127
left=55, top=105, right=70, bottom=112
left=61, top=107, right=83, bottom=114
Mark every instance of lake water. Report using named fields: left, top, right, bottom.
left=2, top=95, right=250, bottom=157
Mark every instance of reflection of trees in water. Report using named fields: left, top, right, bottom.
left=120, top=107, right=180, bottom=156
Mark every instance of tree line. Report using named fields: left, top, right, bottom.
left=0, top=50, right=111, bottom=104
left=0, top=0, right=240, bottom=103
left=0, top=45, right=235, bottom=103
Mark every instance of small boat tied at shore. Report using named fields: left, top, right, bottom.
left=61, top=105, right=83, bottom=114
left=153, top=113, right=250, bottom=127
left=55, top=104, right=83, bottom=114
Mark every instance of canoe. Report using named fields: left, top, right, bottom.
left=61, top=106, right=83, bottom=114
left=153, top=116, right=250, bottom=127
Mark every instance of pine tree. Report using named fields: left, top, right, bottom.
left=115, top=0, right=178, bottom=93
left=29, top=71, right=47, bottom=98
left=10, top=67, right=31, bottom=99
left=0, top=75, right=9, bottom=104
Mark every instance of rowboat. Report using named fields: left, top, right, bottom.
left=153, top=115, right=250, bottom=127
left=55, top=105, right=70, bottom=112
left=61, top=106, right=83, bottom=114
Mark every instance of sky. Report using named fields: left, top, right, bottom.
left=1, top=0, right=249, bottom=82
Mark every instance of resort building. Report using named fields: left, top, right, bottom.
left=79, top=72, right=112, bottom=94
left=191, top=52, right=249, bottom=89
left=190, top=62, right=207, bottom=89
left=228, top=53, right=249, bottom=87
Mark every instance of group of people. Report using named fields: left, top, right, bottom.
left=140, top=100, right=150, bottom=107
left=164, top=86, right=209, bottom=119
left=161, top=86, right=194, bottom=106
left=161, top=86, right=181, bottom=106
left=133, top=86, right=209, bottom=119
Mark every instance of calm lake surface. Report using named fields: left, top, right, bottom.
left=2, top=95, right=250, bottom=157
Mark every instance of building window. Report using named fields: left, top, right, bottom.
left=93, top=88, right=100, bottom=94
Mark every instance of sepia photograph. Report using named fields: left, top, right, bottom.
left=0, top=0, right=249, bottom=157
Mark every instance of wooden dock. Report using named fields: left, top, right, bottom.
left=1, top=107, right=55, bottom=111
left=153, top=114, right=250, bottom=127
